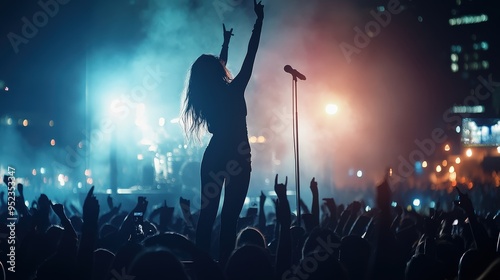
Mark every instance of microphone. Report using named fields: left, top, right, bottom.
left=284, top=65, right=306, bottom=80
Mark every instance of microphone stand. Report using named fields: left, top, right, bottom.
left=290, top=74, right=301, bottom=227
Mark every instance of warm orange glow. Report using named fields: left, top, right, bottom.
left=444, top=144, right=450, bottom=151
left=442, top=160, right=448, bottom=167
left=455, top=157, right=461, bottom=164
left=467, top=182, right=473, bottom=189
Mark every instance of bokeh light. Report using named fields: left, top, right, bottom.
left=325, top=104, right=338, bottom=115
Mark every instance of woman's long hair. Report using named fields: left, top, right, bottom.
left=181, top=54, right=231, bottom=143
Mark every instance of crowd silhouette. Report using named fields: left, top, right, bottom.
left=1, top=171, right=500, bottom=280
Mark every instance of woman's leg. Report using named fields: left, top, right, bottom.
left=219, top=158, right=251, bottom=264
left=195, top=145, right=224, bottom=254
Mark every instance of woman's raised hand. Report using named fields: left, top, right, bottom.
left=254, top=0, right=264, bottom=20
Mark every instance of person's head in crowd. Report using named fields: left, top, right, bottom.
left=302, top=228, right=340, bottom=260
left=225, top=245, right=273, bottom=280
left=93, top=248, right=115, bottom=280
left=236, top=227, right=266, bottom=249
left=340, top=235, right=371, bottom=280
left=129, top=247, right=189, bottom=280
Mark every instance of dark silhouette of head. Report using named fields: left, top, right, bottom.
left=108, top=241, right=143, bottom=276
left=44, top=225, right=64, bottom=256
left=236, top=227, right=266, bottom=249
left=93, top=248, right=114, bottom=280
left=458, top=249, right=493, bottom=280
left=340, top=235, right=371, bottom=280
left=405, top=254, right=443, bottom=280
left=302, top=228, right=340, bottom=260
left=225, top=245, right=273, bottom=280
left=181, top=54, right=231, bottom=141
left=129, top=247, right=189, bottom=280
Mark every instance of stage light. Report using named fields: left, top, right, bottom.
left=442, top=160, right=447, bottom=167
left=456, top=126, right=461, bottom=133
left=6, top=118, right=12, bottom=125
left=422, top=161, right=428, bottom=168
left=50, top=139, right=56, bottom=146
left=22, top=119, right=29, bottom=126
left=85, top=169, right=91, bottom=177
left=356, top=170, right=363, bottom=178
left=32, top=169, right=37, bottom=176
left=49, top=120, right=54, bottom=127
left=412, top=199, right=421, bottom=207
left=455, top=157, right=461, bottom=164
left=365, top=206, right=371, bottom=212
left=4, top=86, right=8, bottom=92
left=137, top=154, right=144, bottom=160
left=40, top=167, right=46, bottom=174
left=449, top=166, right=455, bottom=173
left=257, top=136, right=266, bottom=143
left=391, top=201, right=397, bottom=207
left=466, top=148, right=472, bottom=157
left=325, top=104, right=338, bottom=115
left=430, top=201, right=436, bottom=208
left=249, top=136, right=257, bottom=143
left=87, top=178, right=93, bottom=185
left=444, top=144, right=450, bottom=151
left=58, top=174, right=65, bottom=186
left=497, top=146, right=500, bottom=153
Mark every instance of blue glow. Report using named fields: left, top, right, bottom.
left=413, top=199, right=421, bottom=207
left=414, top=161, right=423, bottom=174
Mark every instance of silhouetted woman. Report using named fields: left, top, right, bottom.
left=181, top=0, right=264, bottom=263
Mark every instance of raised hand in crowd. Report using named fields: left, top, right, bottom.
left=274, top=174, right=292, bottom=279
left=322, top=197, right=337, bottom=229
left=76, top=186, right=100, bottom=280
left=310, top=177, right=320, bottom=229
left=258, top=190, right=266, bottom=231
left=99, top=194, right=121, bottom=228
